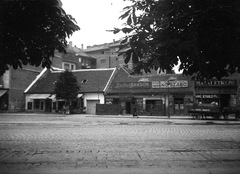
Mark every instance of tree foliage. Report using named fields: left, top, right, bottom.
left=54, top=70, right=79, bottom=102
left=0, top=0, right=80, bottom=75
left=114, top=0, right=240, bottom=79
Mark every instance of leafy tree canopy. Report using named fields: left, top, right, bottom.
left=114, top=0, right=240, bottom=80
left=0, top=0, right=80, bottom=75
left=54, top=70, right=80, bottom=102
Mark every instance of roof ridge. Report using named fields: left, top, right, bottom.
left=50, top=68, right=115, bottom=73
left=103, top=68, right=117, bottom=92
left=24, top=68, right=48, bottom=93
left=71, top=68, right=115, bottom=72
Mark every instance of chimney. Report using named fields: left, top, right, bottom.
left=113, top=39, right=115, bottom=44
left=81, top=44, right=84, bottom=50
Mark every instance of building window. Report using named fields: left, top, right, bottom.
left=40, top=101, right=44, bottom=110
left=34, top=99, right=40, bottom=110
left=81, top=79, right=88, bottom=83
left=27, top=102, right=32, bottom=110
left=64, top=63, right=70, bottom=70
left=62, top=62, right=76, bottom=70
left=100, top=59, right=106, bottom=64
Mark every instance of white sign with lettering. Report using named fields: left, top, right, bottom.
left=152, top=80, right=188, bottom=88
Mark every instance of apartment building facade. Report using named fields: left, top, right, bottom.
left=84, top=40, right=133, bottom=69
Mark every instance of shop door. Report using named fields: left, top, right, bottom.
left=174, top=98, right=184, bottom=115
left=45, top=99, right=52, bottom=112
left=86, top=100, right=99, bottom=115
left=220, top=94, right=230, bottom=108
left=126, top=102, right=131, bottom=114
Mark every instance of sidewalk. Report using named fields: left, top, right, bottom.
left=88, top=114, right=240, bottom=125
left=0, top=112, right=240, bottom=125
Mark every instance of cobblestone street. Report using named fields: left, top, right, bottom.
left=0, top=113, right=240, bottom=174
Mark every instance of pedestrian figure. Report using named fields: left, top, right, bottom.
left=132, top=104, right=138, bottom=118
left=62, top=104, right=66, bottom=114
left=150, top=103, right=153, bottom=116
left=63, top=104, right=69, bottom=115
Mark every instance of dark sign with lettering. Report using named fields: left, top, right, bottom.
left=195, top=80, right=237, bottom=86
left=113, top=82, right=151, bottom=89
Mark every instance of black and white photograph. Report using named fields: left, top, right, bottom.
left=0, top=0, right=240, bottom=173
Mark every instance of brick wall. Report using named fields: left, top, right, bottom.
left=9, top=68, right=40, bottom=111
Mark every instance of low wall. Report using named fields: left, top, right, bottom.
left=96, top=104, right=120, bottom=115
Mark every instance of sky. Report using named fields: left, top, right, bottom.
left=61, top=0, right=131, bottom=49
left=61, top=0, right=182, bottom=73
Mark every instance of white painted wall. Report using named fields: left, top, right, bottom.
left=25, top=94, right=46, bottom=111
left=83, top=93, right=105, bottom=107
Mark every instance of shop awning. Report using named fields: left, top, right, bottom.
left=27, top=94, right=51, bottom=99
left=77, top=94, right=83, bottom=98
left=27, top=94, right=83, bottom=99
left=0, top=90, right=7, bottom=97
left=48, top=94, right=56, bottom=99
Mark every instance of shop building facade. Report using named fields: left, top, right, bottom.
left=24, top=68, right=116, bottom=114
left=23, top=65, right=240, bottom=116
left=194, top=77, right=240, bottom=109
left=103, top=67, right=194, bottom=116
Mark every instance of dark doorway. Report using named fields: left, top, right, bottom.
left=126, top=102, right=131, bottom=114
left=220, top=94, right=230, bottom=108
left=45, top=99, right=52, bottom=112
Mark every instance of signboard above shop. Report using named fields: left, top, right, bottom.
left=113, top=82, right=151, bottom=89
left=152, top=80, right=188, bottom=88
left=195, top=80, right=237, bottom=87
left=113, top=81, right=189, bottom=89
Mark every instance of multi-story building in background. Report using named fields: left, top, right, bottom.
left=85, top=40, right=167, bottom=75
left=52, top=42, right=96, bottom=70
left=0, top=42, right=95, bottom=112
left=84, top=40, right=132, bottom=69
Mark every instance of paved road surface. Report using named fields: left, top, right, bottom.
left=0, top=113, right=240, bottom=174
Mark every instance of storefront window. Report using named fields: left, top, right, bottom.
left=105, top=98, right=119, bottom=105
left=195, top=94, right=219, bottom=105
left=40, top=101, right=44, bottom=110
left=27, top=102, right=32, bottom=110
left=230, top=95, right=237, bottom=107
left=146, top=100, right=163, bottom=112
left=34, top=99, right=40, bottom=110
left=106, top=98, right=113, bottom=104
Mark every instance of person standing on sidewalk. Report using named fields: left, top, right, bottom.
left=132, top=103, right=138, bottom=118
left=150, top=103, right=153, bottom=116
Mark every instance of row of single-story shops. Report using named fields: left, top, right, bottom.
left=23, top=67, right=240, bottom=116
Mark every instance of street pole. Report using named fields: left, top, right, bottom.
left=167, top=77, right=177, bottom=119
left=168, top=80, right=170, bottom=119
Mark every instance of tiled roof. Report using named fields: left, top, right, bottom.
left=76, top=49, right=95, bottom=59
left=85, top=40, right=122, bottom=52
left=26, top=68, right=116, bottom=94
